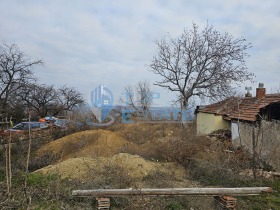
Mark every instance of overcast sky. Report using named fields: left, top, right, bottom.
left=0, top=0, right=279, bottom=106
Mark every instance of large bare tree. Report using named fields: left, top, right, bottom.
left=149, top=23, right=254, bottom=110
left=0, top=43, right=43, bottom=114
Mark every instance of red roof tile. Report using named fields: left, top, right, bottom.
left=198, top=94, right=280, bottom=122
left=198, top=97, right=239, bottom=115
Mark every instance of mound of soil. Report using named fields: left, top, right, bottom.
left=35, top=156, right=104, bottom=180
left=34, top=153, right=189, bottom=186
left=34, top=127, right=199, bottom=188
left=36, top=130, right=133, bottom=161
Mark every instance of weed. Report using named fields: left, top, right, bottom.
left=165, top=201, right=184, bottom=210
left=143, top=170, right=175, bottom=188
left=102, top=164, right=133, bottom=188
left=27, top=173, right=58, bottom=187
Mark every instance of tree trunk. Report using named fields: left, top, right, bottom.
left=181, top=98, right=188, bottom=124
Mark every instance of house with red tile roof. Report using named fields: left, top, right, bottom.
left=196, top=83, right=280, bottom=170
left=196, top=83, right=280, bottom=135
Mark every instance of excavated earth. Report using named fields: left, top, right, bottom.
left=34, top=129, right=199, bottom=188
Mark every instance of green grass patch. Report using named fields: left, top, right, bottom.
left=27, top=173, right=59, bottom=187
left=239, top=180, right=280, bottom=209
left=165, top=201, right=184, bottom=210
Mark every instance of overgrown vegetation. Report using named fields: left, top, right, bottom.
left=0, top=123, right=279, bottom=209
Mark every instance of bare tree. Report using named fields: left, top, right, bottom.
left=21, top=84, right=58, bottom=117
left=57, top=85, right=85, bottom=114
left=22, top=83, right=84, bottom=117
left=270, top=84, right=280, bottom=94
left=149, top=23, right=254, bottom=111
left=0, top=43, right=43, bottom=114
left=124, top=81, right=153, bottom=116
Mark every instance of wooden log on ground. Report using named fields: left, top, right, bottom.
left=72, top=187, right=272, bottom=197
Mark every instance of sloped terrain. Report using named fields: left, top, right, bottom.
left=35, top=129, right=132, bottom=161
left=2, top=124, right=279, bottom=209
left=34, top=126, right=198, bottom=188
left=34, top=153, right=194, bottom=188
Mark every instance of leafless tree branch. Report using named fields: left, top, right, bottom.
left=149, top=23, right=254, bottom=109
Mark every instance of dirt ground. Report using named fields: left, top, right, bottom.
left=34, top=128, right=199, bottom=188
left=35, top=129, right=132, bottom=161
left=2, top=125, right=276, bottom=210
left=32, top=126, right=221, bottom=209
left=35, top=153, right=190, bottom=181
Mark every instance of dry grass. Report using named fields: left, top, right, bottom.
left=1, top=123, right=278, bottom=209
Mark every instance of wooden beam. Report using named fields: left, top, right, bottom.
left=72, top=187, right=272, bottom=197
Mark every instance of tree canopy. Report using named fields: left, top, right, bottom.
left=149, top=23, right=254, bottom=108
left=0, top=43, right=84, bottom=120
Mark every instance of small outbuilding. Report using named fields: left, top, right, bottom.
left=196, top=83, right=280, bottom=170
left=196, top=83, right=280, bottom=135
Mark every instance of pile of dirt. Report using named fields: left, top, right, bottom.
left=35, top=157, right=104, bottom=180
left=34, top=153, right=190, bottom=187
left=34, top=127, right=198, bottom=187
left=36, top=130, right=133, bottom=161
